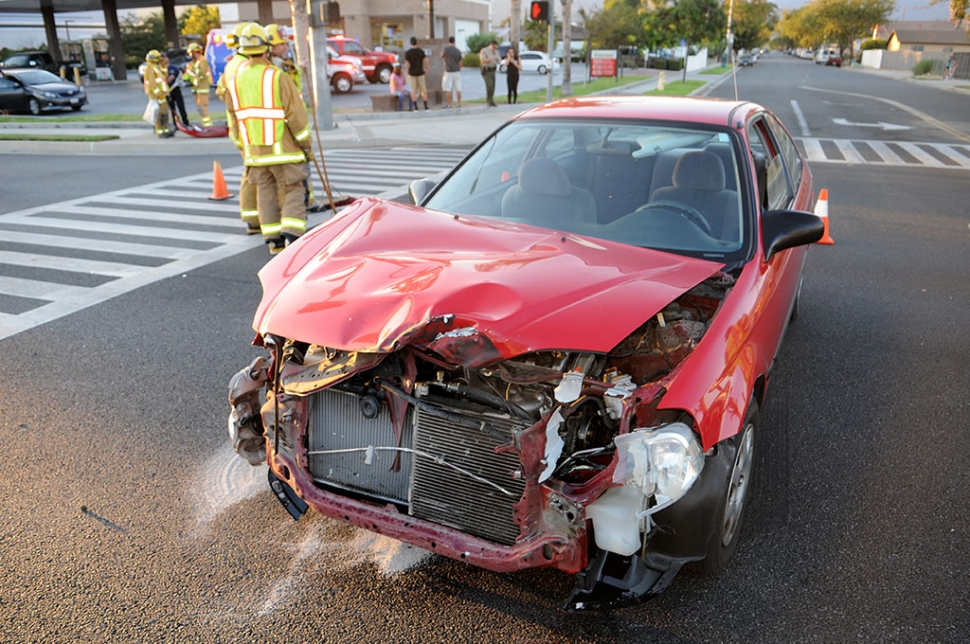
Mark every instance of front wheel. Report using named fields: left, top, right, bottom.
left=377, top=65, right=392, bottom=84
left=71, top=104, right=83, bottom=111
left=28, top=97, right=42, bottom=115
left=538, top=65, right=548, bottom=74
left=702, top=400, right=758, bottom=575
left=331, top=74, right=352, bottom=94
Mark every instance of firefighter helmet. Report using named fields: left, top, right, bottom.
left=225, top=22, right=251, bottom=50
left=265, top=24, right=288, bottom=47
left=145, top=49, right=162, bottom=62
left=238, top=23, right=269, bottom=56
left=187, top=42, right=203, bottom=55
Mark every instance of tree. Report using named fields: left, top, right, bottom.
left=580, top=0, right=644, bottom=50
left=817, top=0, right=895, bottom=60
left=929, top=0, right=968, bottom=25
left=731, top=0, right=779, bottom=53
left=524, top=17, right=556, bottom=51
left=120, top=12, right=166, bottom=65
left=179, top=5, right=221, bottom=42
left=466, top=32, right=500, bottom=54
left=654, top=0, right=726, bottom=80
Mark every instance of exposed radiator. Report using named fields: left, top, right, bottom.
left=307, top=389, right=528, bottom=545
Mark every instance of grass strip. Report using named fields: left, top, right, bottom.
left=700, top=65, right=735, bottom=75
left=0, top=113, right=144, bottom=123
left=0, top=133, right=119, bottom=141
left=642, top=80, right=706, bottom=96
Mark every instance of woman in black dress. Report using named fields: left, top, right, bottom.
left=505, top=48, right=521, bottom=104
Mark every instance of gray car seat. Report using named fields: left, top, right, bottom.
left=501, top=157, right=597, bottom=224
left=650, top=150, right=739, bottom=240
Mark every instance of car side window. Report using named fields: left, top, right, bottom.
left=343, top=42, right=366, bottom=55
left=765, top=115, right=802, bottom=193
left=0, top=78, right=15, bottom=89
left=748, top=119, right=792, bottom=210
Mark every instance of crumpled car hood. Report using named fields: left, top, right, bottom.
left=254, top=198, right=724, bottom=359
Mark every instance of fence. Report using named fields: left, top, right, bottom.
left=862, top=48, right=970, bottom=78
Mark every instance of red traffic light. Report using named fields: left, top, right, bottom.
left=530, top=1, right=549, bottom=22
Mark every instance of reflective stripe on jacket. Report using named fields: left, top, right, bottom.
left=143, top=62, right=169, bottom=100
left=226, top=58, right=311, bottom=167
left=216, top=54, right=246, bottom=101
left=184, top=58, right=212, bottom=92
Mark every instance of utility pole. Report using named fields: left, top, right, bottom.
left=560, top=0, right=571, bottom=96
left=428, top=0, right=435, bottom=38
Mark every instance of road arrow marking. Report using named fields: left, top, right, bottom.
left=832, top=117, right=912, bottom=131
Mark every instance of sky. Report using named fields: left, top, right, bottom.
left=0, top=0, right=956, bottom=53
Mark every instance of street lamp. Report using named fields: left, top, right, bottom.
left=63, top=19, right=75, bottom=44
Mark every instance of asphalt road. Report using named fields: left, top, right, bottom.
left=0, top=55, right=968, bottom=642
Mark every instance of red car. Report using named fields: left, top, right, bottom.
left=327, top=36, right=399, bottom=84
left=228, top=96, right=826, bottom=610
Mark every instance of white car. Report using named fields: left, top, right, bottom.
left=327, top=46, right=366, bottom=93
left=501, top=50, right=557, bottom=75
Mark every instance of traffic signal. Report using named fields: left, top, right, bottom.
left=530, top=1, right=549, bottom=22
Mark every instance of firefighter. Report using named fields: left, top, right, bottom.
left=218, top=23, right=259, bottom=233
left=265, top=23, right=317, bottom=213
left=143, top=50, right=173, bottom=138
left=183, top=43, right=213, bottom=126
left=227, top=23, right=313, bottom=255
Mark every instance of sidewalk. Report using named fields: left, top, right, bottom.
left=0, top=66, right=713, bottom=156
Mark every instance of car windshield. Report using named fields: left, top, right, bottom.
left=424, top=118, right=748, bottom=260
left=13, top=70, right=62, bottom=85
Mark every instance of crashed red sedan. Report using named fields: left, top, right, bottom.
left=228, top=96, right=827, bottom=609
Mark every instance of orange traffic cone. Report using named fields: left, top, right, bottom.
left=814, top=188, right=834, bottom=245
left=209, top=160, right=233, bottom=201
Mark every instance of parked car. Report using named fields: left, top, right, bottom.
left=501, top=50, right=556, bottom=74
left=0, top=69, right=87, bottom=114
left=326, top=46, right=367, bottom=93
left=815, top=49, right=842, bottom=67
left=228, top=95, right=827, bottom=610
left=0, top=51, right=86, bottom=79
left=738, top=53, right=756, bottom=66
left=327, top=35, right=398, bottom=84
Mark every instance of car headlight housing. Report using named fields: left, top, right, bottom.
left=612, top=422, right=704, bottom=506
left=41, top=91, right=58, bottom=99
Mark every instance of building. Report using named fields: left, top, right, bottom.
left=235, top=0, right=490, bottom=53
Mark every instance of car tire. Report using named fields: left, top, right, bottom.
left=499, top=64, right=507, bottom=73
left=377, top=65, right=392, bottom=84
left=789, top=274, right=804, bottom=322
left=701, top=399, right=758, bottom=575
left=28, top=97, right=41, bottom=116
left=332, top=73, right=352, bottom=94
left=71, top=105, right=83, bottom=111
left=538, top=65, right=548, bottom=74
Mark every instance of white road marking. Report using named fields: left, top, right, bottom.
left=790, top=100, right=811, bottom=138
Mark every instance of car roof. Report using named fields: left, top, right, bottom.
left=514, top=96, right=760, bottom=127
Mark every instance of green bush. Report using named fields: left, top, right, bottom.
left=465, top=32, right=499, bottom=56
left=912, top=59, right=935, bottom=76
left=462, top=53, right=480, bottom=68
left=860, top=38, right=887, bottom=51
left=667, top=58, right=684, bottom=71
left=649, top=58, right=666, bottom=69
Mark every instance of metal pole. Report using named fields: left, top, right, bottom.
left=546, top=22, right=553, bottom=102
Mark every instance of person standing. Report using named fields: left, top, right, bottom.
left=504, top=47, right=521, bottom=104
left=217, top=23, right=259, bottom=234
left=183, top=43, right=212, bottom=126
left=161, top=52, right=189, bottom=126
left=389, top=64, right=414, bottom=111
left=479, top=40, right=500, bottom=107
left=227, top=23, right=313, bottom=255
left=142, top=50, right=173, bottom=138
left=944, top=54, right=956, bottom=80
left=441, top=36, right=463, bottom=108
left=405, top=36, right=429, bottom=111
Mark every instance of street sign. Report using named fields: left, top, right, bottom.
left=590, top=49, right=617, bottom=78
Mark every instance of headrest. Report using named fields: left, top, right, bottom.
left=518, top=157, right=571, bottom=197
left=586, top=141, right=634, bottom=155
left=672, top=150, right=726, bottom=191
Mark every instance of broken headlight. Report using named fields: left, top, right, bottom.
left=614, top=423, right=704, bottom=506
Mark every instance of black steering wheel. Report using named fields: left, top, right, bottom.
left=635, top=200, right=714, bottom=237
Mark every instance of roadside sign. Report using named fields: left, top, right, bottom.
left=590, top=49, right=617, bottom=78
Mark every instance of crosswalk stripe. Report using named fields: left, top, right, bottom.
left=797, top=138, right=970, bottom=170
left=0, top=145, right=470, bottom=340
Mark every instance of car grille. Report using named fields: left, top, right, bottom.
left=307, top=389, right=528, bottom=545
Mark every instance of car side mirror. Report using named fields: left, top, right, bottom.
left=408, top=179, right=436, bottom=205
left=762, top=209, right=825, bottom=261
